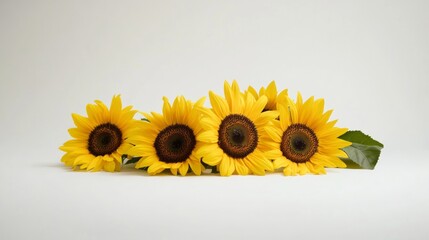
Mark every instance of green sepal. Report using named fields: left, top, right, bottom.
left=141, top=118, right=149, bottom=122
left=138, top=166, right=149, bottom=171
left=339, top=130, right=383, bottom=169
left=124, top=156, right=141, bottom=165
left=121, top=154, right=127, bottom=164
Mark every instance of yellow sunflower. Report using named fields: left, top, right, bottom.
left=127, top=96, right=206, bottom=176
left=245, top=80, right=288, bottom=111
left=264, top=93, right=351, bottom=175
left=196, top=80, right=279, bottom=176
left=60, top=95, right=138, bottom=172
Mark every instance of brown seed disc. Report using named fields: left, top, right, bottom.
left=154, top=124, right=196, bottom=163
left=88, top=123, right=122, bottom=156
left=281, top=124, right=318, bottom=163
left=218, top=114, right=258, bottom=159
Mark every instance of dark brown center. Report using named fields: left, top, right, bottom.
left=88, top=123, right=122, bottom=156
left=281, top=124, right=318, bottom=163
left=218, top=114, right=258, bottom=159
left=154, top=124, right=196, bottom=163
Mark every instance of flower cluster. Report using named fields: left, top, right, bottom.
left=60, top=81, right=383, bottom=176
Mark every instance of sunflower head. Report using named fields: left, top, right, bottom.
left=245, top=81, right=288, bottom=111
left=126, top=96, right=206, bottom=176
left=265, top=93, right=351, bottom=176
left=196, top=80, right=279, bottom=176
left=59, top=95, right=138, bottom=172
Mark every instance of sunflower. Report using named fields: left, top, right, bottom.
left=60, top=95, right=138, bottom=172
left=127, top=96, right=206, bottom=176
left=245, top=81, right=288, bottom=111
left=196, top=80, right=279, bottom=176
left=264, top=93, right=351, bottom=175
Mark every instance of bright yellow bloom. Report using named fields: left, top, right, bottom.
left=245, top=81, right=288, bottom=111
left=60, top=95, right=138, bottom=172
left=127, top=96, right=206, bottom=176
left=196, top=80, right=279, bottom=176
left=264, top=93, right=351, bottom=176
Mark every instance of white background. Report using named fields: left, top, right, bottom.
left=1, top=0, right=428, bottom=239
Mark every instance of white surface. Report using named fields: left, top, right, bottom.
left=1, top=151, right=429, bottom=240
left=1, top=0, right=429, bottom=239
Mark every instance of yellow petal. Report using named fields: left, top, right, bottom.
left=209, top=91, right=230, bottom=119
left=194, top=96, right=206, bottom=107
left=246, top=85, right=258, bottom=99
left=170, top=168, right=178, bottom=175
left=103, top=161, right=116, bottom=172
left=287, top=96, right=298, bottom=124
left=252, top=149, right=274, bottom=171
left=298, top=96, right=314, bottom=125
left=304, top=161, right=317, bottom=173
left=201, top=148, right=223, bottom=166
left=296, top=92, right=303, bottom=108
left=68, top=128, right=88, bottom=139
left=228, top=157, right=236, bottom=175
left=243, top=93, right=256, bottom=118
left=94, top=100, right=110, bottom=121
left=235, top=159, right=249, bottom=175
left=162, top=96, right=173, bottom=125
left=219, top=154, right=232, bottom=176
left=86, top=103, right=103, bottom=123
left=244, top=157, right=264, bottom=175
left=188, top=159, right=202, bottom=175
left=178, top=163, right=189, bottom=176
left=223, top=80, right=233, bottom=110
left=283, top=167, right=293, bottom=176
left=265, top=81, right=278, bottom=103
left=327, top=157, right=347, bottom=168
left=196, top=144, right=221, bottom=159
left=147, top=162, right=166, bottom=175
left=289, top=162, right=298, bottom=175
left=264, top=126, right=282, bottom=142
left=127, top=145, right=155, bottom=157
left=71, top=114, right=93, bottom=132
left=150, top=112, right=168, bottom=130
left=311, top=153, right=336, bottom=168
left=278, top=104, right=291, bottom=130
left=110, top=95, right=122, bottom=124
left=273, top=157, right=288, bottom=169
left=297, top=163, right=309, bottom=175
left=62, top=139, right=87, bottom=148
left=87, top=156, right=102, bottom=171
left=61, top=153, right=75, bottom=166
left=197, top=131, right=218, bottom=143
left=73, top=154, right=94, bottom=166
left=247, top=96, right=267, bottom=121
left=265, top=149, right=283, bottom=159
left=230, top=80, right=243, bottom=114
left=117, top=108, right=137, bottom=130
left=255, top=110, right=279, bottom=126
left=135, top=155, right=158, bottom=169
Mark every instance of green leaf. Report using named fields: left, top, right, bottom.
left=340, top=130, right=383, bottom=148
left=339, top=130, right=383, bottom=169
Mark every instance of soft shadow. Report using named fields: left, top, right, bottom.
left=119, top=165, right=225, bottom=177
left=36, top=162, right=267, bottom=177
left=119, top=166, right=149, bottom=176
left=33, top=162, right=65, bottom=168
left=33, top=162, right=75, bottom=172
